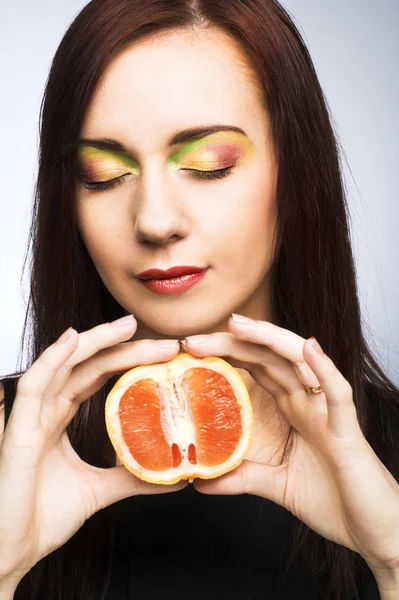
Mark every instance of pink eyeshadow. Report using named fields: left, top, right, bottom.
left=205, top=143, right=242, bottom=167
left=80, top=163, right=97, bottom=180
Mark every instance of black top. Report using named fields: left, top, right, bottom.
left=1, top=376, right=382, bottom=599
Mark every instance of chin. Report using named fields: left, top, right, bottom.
left=142, top=310, right=225, bottom=337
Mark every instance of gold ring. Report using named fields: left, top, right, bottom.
left=304, top=385, right=323, bottom=394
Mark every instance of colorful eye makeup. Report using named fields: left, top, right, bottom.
left=78, top=146, right=139, bottom=184
left=168, top=130, right=254, bottom=172
left=78, top=129, right=254, bottom=190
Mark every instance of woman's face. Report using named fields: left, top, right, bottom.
left=76, top=27, right=278, bottom=339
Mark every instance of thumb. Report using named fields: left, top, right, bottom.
left=193, top=460, right=289, bottom=506
left=88, top=465, right=189, bottom=512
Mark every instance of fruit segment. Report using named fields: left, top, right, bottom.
left=105, top=353, right=253, bottom=484
left=118, top=368, right=242, bottom=472
left=119, top=379, right=173, bottom=471
left=183, top=368, right=242, bottom=466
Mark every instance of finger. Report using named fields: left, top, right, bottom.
left=183, top=332, right=327, bottom=434
left=183, top=331, right=304, bottom=394
left=223, top=356, right=325, bottom=438
left=193, top=459, right=288, bottom=508
left=9, top=329, right=79, bottom=434
left=228, top=316, right=320, bottom=388
left=223, top=357, right=287, bottom=397
left=64, top=316, right=138, bottom=368
left=302, top=338, right=359, bottom=437
left=44, top=339, right=181, bottom=427
left=88, top=465, right=189, bottom=512
left=42, top=317, right=139, bottom=410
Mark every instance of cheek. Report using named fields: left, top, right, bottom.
left=76, top=199, right=128, bottom=273
left=205, top=168, right=277, bottom=267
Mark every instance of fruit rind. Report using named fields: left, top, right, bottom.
left=105, top=353, right=253, bottom=485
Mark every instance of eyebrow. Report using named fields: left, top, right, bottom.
left=78, top=125, right=247, bottom=154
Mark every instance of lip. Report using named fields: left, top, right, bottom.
left=136, top=266, right=207, bottom=280
left=136, top=267, right=209, bottom=295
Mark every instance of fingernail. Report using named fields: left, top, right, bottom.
left=184, top=335, right=209, bottom=344
left=56, top=327, right=74, bottom=344
left=310, top=337, right=324, bottom=356
left=231, top=313, right=253, bottom=325
left=157, top=339, right=179, bottom=348
left=112, top=315, right=135, bottom=327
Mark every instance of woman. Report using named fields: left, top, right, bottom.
left=0, top=0, right=398, bottom=599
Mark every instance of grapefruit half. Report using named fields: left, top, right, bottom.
left=105, top=352, right=253, bottom=484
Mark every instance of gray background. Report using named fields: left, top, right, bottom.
left=1, top=1, right=398, bottom=384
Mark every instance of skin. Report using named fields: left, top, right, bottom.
left=76, top=28, right=278, bottom=343
left=182, top=318, right=399, bottom=594
left=76, top=27, right=287, bottom=462
left=74, top=27, right=399, bottom=594
left=1, top=26, right=396, bottom=600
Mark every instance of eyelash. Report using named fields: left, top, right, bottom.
left=83, top=166, right=235, bottom=191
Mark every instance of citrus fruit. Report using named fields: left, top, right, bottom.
left=105, top=352, right=253, bottom=484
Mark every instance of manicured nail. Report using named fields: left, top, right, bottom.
left=310, top=337, right=324, bottom=356
left=56, top=327, right=74, bottom=344
left=112, top=314, right=135, bottom=327
left=184, top=335, right=209, bottom=344
left=231, top=313, right=253, bottom=325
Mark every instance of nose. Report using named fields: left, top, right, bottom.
left=133, top=163, right=188, bottom=245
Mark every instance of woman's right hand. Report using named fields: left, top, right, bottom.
left=0, top=315, right=186, bottom=587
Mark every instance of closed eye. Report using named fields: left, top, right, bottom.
left=82, top=166, right=234, bottom=191
left=183, top=166, right=235, bottom=181
left=83, top=174, right=129, bottom=191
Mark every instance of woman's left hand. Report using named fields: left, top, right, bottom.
left=181, top=314, right=399, bottom=574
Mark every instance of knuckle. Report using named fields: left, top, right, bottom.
left=89, top=333, right=107, bottom=356
left=15, top=376, right=34, bottom=399
left=263, top=338, right=278, bottom=352
left=320, top=360, right=341, bottom=383
left=55, top=362, right=74, bottom=378
left=259, top=356, right=277, bottom=373
left=63, top=362, right=104, bottom=399
left=287, top=388, right=301, bottom=402
left=325, top=366, right=353, bottom=404
left=86, top=359, right=108, bottom=383
left=341, top=379, right=354, bottom=402
left=80, top=324, right=116, bottom=356
left=292, top=358, right=306, bottom=369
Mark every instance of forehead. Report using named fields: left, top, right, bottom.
left=81, top=28, right=268, bottom=151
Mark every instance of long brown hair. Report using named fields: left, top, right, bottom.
left=2, top=0, right=398, bottom=598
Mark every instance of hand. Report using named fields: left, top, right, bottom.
left=181, top=314, right=399, bottom=573
left=0, top=316, right=185, bottom=583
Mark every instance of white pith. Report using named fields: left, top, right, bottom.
left=105, top=354, right=253, bottom=483
left=157, top=377, right=197, bottom=452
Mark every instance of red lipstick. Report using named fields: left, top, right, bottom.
left=136, top=266, right=208, bottom=295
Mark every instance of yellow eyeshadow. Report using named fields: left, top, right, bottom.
left=78, top=146, right=139, bottom=182
left=169, top=131, right=254, bottom=170
left=79, top=131, right=255, bottom=182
